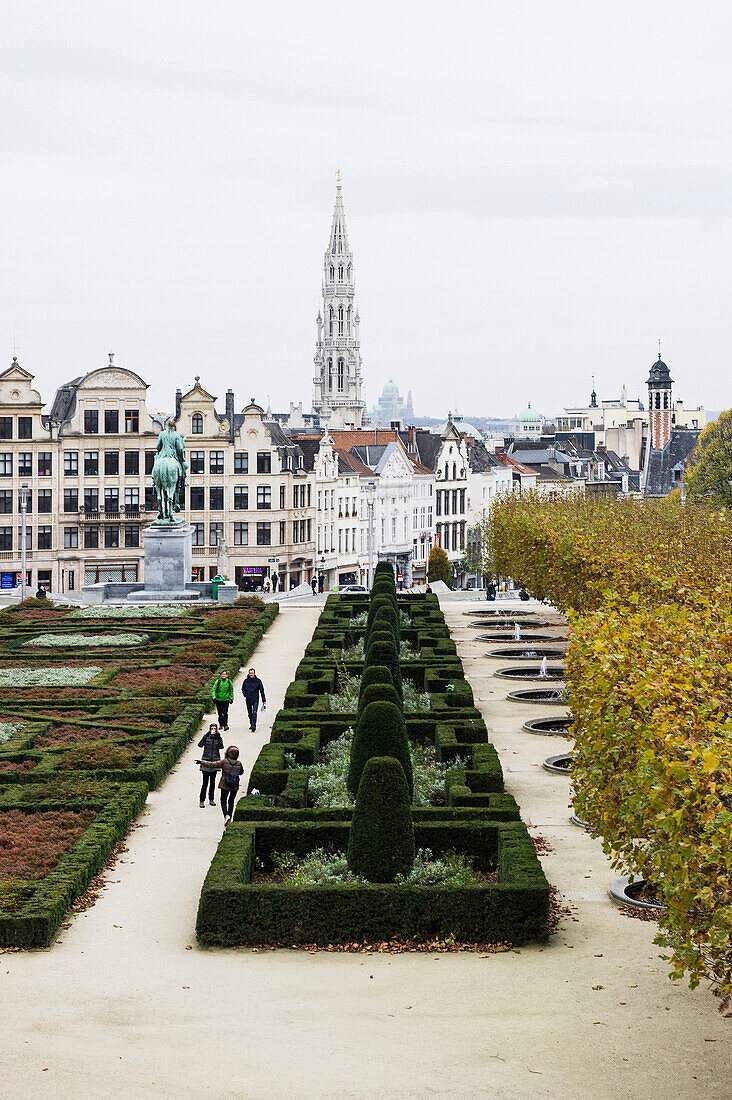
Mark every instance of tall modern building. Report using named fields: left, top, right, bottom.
left=312, top=176, right=367, bottom=429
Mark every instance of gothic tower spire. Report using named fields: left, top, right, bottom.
left=312, top=173, right=367, bottom=428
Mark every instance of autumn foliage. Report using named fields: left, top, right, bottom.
left=489, top=491, right=732, bottom=1010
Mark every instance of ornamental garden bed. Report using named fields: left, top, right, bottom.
left=197, top=565, right=550, bottom=948
left=0, top=598, right=279, bottom=946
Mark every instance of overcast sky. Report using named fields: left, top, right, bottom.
left=2, top=2, right=732, bottom=420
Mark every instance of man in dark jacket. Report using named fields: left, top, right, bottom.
left=242, top=668, right=266, bottom=731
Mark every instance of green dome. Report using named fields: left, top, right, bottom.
left=519, top=404, right=541, bottom=422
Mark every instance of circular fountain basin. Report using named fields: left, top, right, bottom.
left=543, top=752, right=574, bottom=774
left=463, top=608, right=535, bottom=617
left=484, top=645, right=567, bottom=660
left=470, top=619, right=555, bottom=632
left=475, top=630, right=562, bottom=643
left=496, top=665, right=566, bottom=682
left=609, top=876, right=666, bottom=912
left=522, top=716, right=573, bottom=735
left=507, top=687, right=570, bottom=705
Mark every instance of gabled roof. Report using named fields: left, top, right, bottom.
left=645, top=428, right=700, bottom=496
left=494, top=453, right=537, bottom=476
left=467, top=441, right=499, bottom=473
left=337, top=448, right=374, bottom=476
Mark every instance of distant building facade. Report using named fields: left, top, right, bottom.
left=371, top=380, right=414, bottom=427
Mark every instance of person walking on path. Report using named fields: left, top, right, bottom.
left=311, top=575, right=317, bottom=595
left=196, top=745, right=244, bottom=823
left=242, top=668, right=266, bottom=731
left=211, top=668, right=234, bottom=730
left=196, top=723, right=223, bottom=807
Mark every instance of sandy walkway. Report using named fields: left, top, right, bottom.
left=2, top=600, right=731, bottom=1099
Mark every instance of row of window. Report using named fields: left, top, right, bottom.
left=0, top=417, right=33, bottom=440
left=442, top=462, right=465, bottom=481
left=436, top=521, right=466, bottom=553
left=0, top=526, right=53, bottom=550
left=190, top=521, right=307, bottom=547
left=83, top=410, right=140, bottom=434
left=0, top=489, right=52, bottom=514
left=0, top=453, right=53, bottom=476
left=412, top=505, right=434, bottom=530
left=435, top=488, right=466, bottom=517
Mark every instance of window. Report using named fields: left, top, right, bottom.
left=64, top=489, right=78, bottom=513
left=84, top=451, right=99, bottom=476
left=256, top=522, right=271, bottom=546
left=209, top=450, right=224, bottom=474
left=67, top=569, right=75, bottom=590
left=144, top=487, right=156, bottom=511
left=64, top=451, right=78, bottom=475
left=124, top=488, right=139, bottom=509
left=0, top=526, right=10, bottom=551
left=337, top=358, right=344, bottom=390
left=281, top=485, right=286, bottom=509
left=84, top=410, right=99, bottom=434
left=0, top=490, right=11, bottom=513
left=209, top=522, right=223, bottom=547
left=104, top=410, right=119, bottom=433
left=0, top=418, right=11, bottom=439
left=209, top=487, right=224, bottom=510
left=234, top=487, right=248, bottom=510
left=279, top=520, right=286, bottom=544
left=444, top=464, right=449, bottom=480
left=104, top=525, right=119, bottom=548
left=84, top=489, right=99, bottom=512
left=125, top=409, right=140, bottom=433
left=338, top=307, right=344, bottom=336
left=435, top=491, right=441, bottom=517
left=18, top=453, right=31, bottom=477
left=124, top=450, right=139, bottom=475
left=37, top=452, right=52, bottom=476
left=64, top=527, right=78, bottom=549
left=191, top=413, right=203, bottom=434
left=104, top=488, right=119, bottom=512
left=234, top=522, right=249, bottom=546
left=191, top=522, right=204, bottom=546
left=125, top=525, right=140, bottom=548
left=234, top=452, right=248, bottom=474
left=257, top=452, right=271, bottom=474
left=18, top=417, right=32, bottom=439
left=104, top=451, right=119, bottom=475
left=459, top=489, right=465, bottom=513
left=190, top=451, right=205, bottom=475
left=38, top=489, right=52, bottom=514
left=37, top=525, right=52, bottom=550
left=190, top=487, right=204, bottom=510
left=17, top=526, right=31, bottom=550
left=145, top=450, right=155, bottom=475
left=0, top=454, right=11, bottom=476
left=257, top=486, right=271, bottom=510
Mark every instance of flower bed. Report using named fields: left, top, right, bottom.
left=72, top=605, right=191, bottom=619
left=0, top=599, right=280, bottom=945
left=0, top=667, right=103, bottom=688
left=22, top=633, right=148, bottom=648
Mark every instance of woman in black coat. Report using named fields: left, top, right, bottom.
left=197, top=723, right=224, bottom=807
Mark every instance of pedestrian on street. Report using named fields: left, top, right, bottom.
left=485, top=580, right=497, bottom=601
left=211, top=668, right=234, bottom=730
left=311, top=575, right=317, bottom=595
left=196, top=723, right=224, bottom=807
left=263, top=575, right=271, bottom=594
left=198, top=745, right=244, bottom=824
left=518, top=585, right=530, bottom=601
left=242, top=668, right=266, bottom=731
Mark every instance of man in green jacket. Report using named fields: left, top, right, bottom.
left=211, top=669, right=234, bottom=730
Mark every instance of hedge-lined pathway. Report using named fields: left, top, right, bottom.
left=4, top=599, right=731, bottom=1098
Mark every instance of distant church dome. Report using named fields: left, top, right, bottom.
left=519, top=404, right=541, bottom=423
left=382, top=379, right=399, bottom=396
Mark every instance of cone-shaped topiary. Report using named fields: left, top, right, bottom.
left=374, top=561, right=395, bottom=581
left=366, top=628, right=395, bottom=653
left=359, top=664, right=394, bottom=697
left=364, top=638, right=403, bottom=700
left=357, top=681, right=401, bottom=715
left=371, top=604, right=400, bottom=647
left=347, top=756, right=415, bottom=883
left=366, top=595, right=396, bottom=639
left=348, top=699, right=412, bottom=798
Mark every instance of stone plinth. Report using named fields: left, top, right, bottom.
left=142, top=522, right=193, bottom=591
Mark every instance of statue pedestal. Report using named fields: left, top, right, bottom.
left=142, top=522, right=193, bottom=591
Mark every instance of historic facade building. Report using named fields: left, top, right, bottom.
left=0, top=357, right=315, bottom=595
left=311, top=177, right=368, bottom=430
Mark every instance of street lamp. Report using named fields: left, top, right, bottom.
left=19, top=482, right=30, bottom=601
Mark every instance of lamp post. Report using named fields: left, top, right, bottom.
left=19, top=481, right=30, bottom=600
left=365, top=479, right=376, bottom=589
